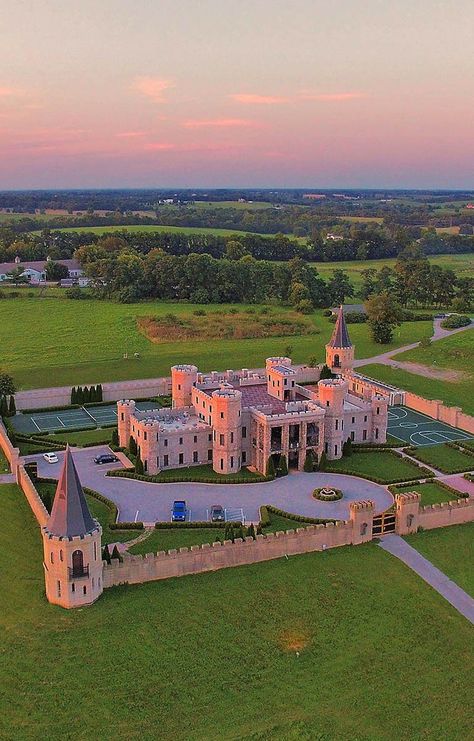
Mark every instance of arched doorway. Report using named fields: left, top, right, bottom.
left=72, top=549, right=84, bottom=577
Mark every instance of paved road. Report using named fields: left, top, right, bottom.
left=26, top=447, right=393, bottom=524
left=379, top=534, right=474, bottom=624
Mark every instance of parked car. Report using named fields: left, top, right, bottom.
left=172, top=500, right=187, bottom=522
left=93, top=453, right=119, bottom=465
left=43, top=452, right=59, bottom=464
left=210, top=504, right=225, bottom=522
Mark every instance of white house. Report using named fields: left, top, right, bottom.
left=0, top=257, right=88, bottom=285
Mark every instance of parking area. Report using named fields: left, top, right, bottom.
left=11, top=400, right=158, bottom=435
left=388, top=406, right=474, bottom=447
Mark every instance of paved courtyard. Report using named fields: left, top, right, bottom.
left=26, top=446, right=394, bottom=524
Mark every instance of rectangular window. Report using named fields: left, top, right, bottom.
left=242, top=451, right=247, bottom=463
left=164, top=439, right=168, bottom=447
left=164, top=454, right=169, bottom=467
left=71, top=583, right=75, bottom=593
left=377, top=407, right=380, bottom=415
left=179, top=437, right=183, bottom=445
left=242, top=426, right=247, bottom=439
left=350, top=431, right=355, bottom=441
left=194, top=435, right=197, bottom=443
left=193, top=451, right=198, bottom=463
left=83, top=586, right=87, bottom=595
left=335, top=419, right=339, bottom=430
left=375, top=428, right=379, bottom=439
left=364, top=415, right=367, bottom=423
left=363, top=430, right=367, bottom=441
left=208, top=449, right=213, bottom=461
left=179, top=453, right=184, bottom=465
left=220, top=458, right=224, bottom=470
left=334, top=445, right=338, bottom=456
left=144, top=431, right=147, bottom=441
left=230, top=456, right=234, bottom=468
left=352, top=416, right=355, bottom=424
left=220, top=412, right=224, bottom=419
left=144, top=460, right=148, bottom=471
left=57, top=580, right=61, bottom=598
left=325, top=443, right=328, bottom=454
left=326, top=401, right=330, bottom=407
left=230, top=432, right=234, bottom=443
left=220, top=434, right=225, bottom=446
left=209, top=433, right=212, bottom=442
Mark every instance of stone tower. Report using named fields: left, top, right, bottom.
left=325, top=306, right=354, bottom=372
left=42, top=447, right=103, bottom=608
left=117, top=399, right=136, bottom=448
left=212, top=387, right=242, bottom=474
left=317, top=378, right=348, bottom=459
left=171, top=364, right=198, bottom=408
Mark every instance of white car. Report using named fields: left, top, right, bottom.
left=43, top=452, right=59, bottom=464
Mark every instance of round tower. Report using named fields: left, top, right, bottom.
left=318, top=378, right=348, bottom=412
left=136, top=418, right=160, bottom=475
left=266, top=356, right=292, bottom=370
left=325, top=306, right=354, bottom=373
left=42, top=448, right=103, bottom=608
left=212, top=387, right=242, bottom=474
left=318, top=378, right=348, bottom=459
left=171, top=364, right=198, bottom=408
left=117, top=399, right=136, bottom=448
left=371, top=394, right=388, bottom=445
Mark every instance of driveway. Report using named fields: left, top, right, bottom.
left=26, top=446, right=393, bottom=524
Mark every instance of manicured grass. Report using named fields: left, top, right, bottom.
left=0, top=296, right=432, bottom=389
left=360, top=362, right=474, bottom=416
left=0, top=448, right=10, bottom=473
left=396, top=326, right=474, bottom=376
left=407, top=444, right=474, bottom=474
left=33, top=479, right=138, bottom=545
left=124, top=463, right=268, bottom=484
left=392, top=481, right=457, bottom=506
left=324, top=450, right=426, bottom=483
left=1, top=482, right=473, bottom=740
left=42, top=427, right=115, bottom=446
left=129, top=527, right=225, bottom=555
left=405, top=523, right=474, bottom=597
left=41, top=223, right=281, bottom=238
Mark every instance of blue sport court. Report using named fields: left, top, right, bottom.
left=387, top=406, right=474, bottom=447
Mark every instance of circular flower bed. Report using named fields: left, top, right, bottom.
left=313, top=486, right=343, bottom=502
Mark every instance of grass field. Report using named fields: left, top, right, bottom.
left=1, top=482, right=473, bottom=740
left=407, top=444, right=474, bottom=474
left=36, top=223, right=301, bottom=239
left=131, top=463, right=267, bottom=484
left=40, top=427, right=115, bottom=447
left=192, top=200, right=275, bottom=210
left=0, top=297, right=432, bottom=389
left=0, top=449, right=9, bottom=473
left=392, top=481, right=459, bottom=506
left=311, top=253, right=474, bottom=297
left=405, top=522, right=474, bottom=597
left=324, top=450, right=425, bottom=483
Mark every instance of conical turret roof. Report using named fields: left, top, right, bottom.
left=328, top=305, right=352, bottom=348
left=48, top=447, right=96, bottom=537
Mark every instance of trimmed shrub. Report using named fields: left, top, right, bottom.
left=129, top=436, right=137, bottom=456
left=440, top=314, right=471, bottom=329
left=263, top=504, right=337, bottom=525
left=277, top=454, right=288, bottom=477
left=342, top=438, right=353, bottom=457
left=303, top=450, right=315, bottom=472
left=266, top=455, right=276, bottom=478
left=135, top=456, right=144, bottom=475
left=102, top=544, right=112, bottom=564
left=8, top=395, right=16, bottom=416
left=111, top=428, right=119, bottom=446
left=111, top=545, right=123, bottom=563
left=313, top=487, right=343, bottom=502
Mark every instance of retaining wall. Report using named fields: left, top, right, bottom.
left=0, top=418, right=19, bottom=472
left=404, top=392, right=474, bottom=434
left=16, top=464, right=49, bottom=527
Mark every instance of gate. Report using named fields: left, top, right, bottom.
left=372, top=510, right=396, bottom=536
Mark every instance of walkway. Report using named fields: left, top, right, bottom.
left=379, top=534, right=474, bottom=624
left=0, top=473, right=15, bottom=484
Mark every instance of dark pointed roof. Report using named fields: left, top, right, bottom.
left=48, top=447, right=96, bottom=537
left=328, top=305, right=352, bottom=348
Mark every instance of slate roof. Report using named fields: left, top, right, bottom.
left=48, top=447, right=96, bottom=537
left=328, top=305, right=352, bottom=348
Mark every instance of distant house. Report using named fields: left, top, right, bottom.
left=0, top=257, right=88, bottom=285
left=325, top=233, right=344, bottom=241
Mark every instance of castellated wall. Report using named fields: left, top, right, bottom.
left=404, top=392, right=474, bottom=434
left=16, top=464, right=49, bottom=527
left=0, top=418, right=20, bottom=472
left=419, top=498, right=474, bottom=530
left=103, top=520, right=359, bottom=588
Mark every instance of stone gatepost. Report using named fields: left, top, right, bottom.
left=395, top=493, right=420, bottom=535
left=349, top=500, right=374, bottom=544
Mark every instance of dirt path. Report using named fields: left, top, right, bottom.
left=385, top=360, right=469, bottom=382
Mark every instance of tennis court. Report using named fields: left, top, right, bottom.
left=11, top=400, right=158, bottom=435
left=387, top=406, right=474, bottom=447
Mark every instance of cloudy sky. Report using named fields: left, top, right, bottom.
left=0, top=0, right=473, bottom=189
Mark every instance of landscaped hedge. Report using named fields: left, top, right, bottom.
left=20, top=404, right=81, bottom=414
left=109, top=521, right=144, bottom=530
left=107, top=468, right=272, bottom=484
left=405, top=445, right=474, bottom=474
left=313, top=487, right=343, bottom=502
left=464, top=473, right=474, bottom=482
left=446, top=441, right=474, bottom=458
left=262, top=504, right=337, bottom=526
left=153, top=521, right=242, bottom=530
left=353, top=441, right=403, bottom=450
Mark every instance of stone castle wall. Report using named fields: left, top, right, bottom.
left=17, top=464, right=49, bottom=527
left=0, top=418, right=20, bottom=472
left=404, top=392, right=474, bottom=434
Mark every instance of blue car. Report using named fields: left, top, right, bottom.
left=172, top=500, right=187, bottom=522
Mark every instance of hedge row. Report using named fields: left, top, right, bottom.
left=353, top=441, right=402, bottom=450
left=405, top=445, right=474, bottom=474
left=388, top=480, right=468, bottom=500
left=446, top=441, right=474, bottom=458
left=106, top=469, right=272, bottom=485
left=109, top=521, right=144, bottom=530
left=20, top=404, right=81, bottom=414
left=153, top=521, right=241, bottom=530
left=15, top=433, right=67, bottom=450
left=261, top=504, right=337, bottom=526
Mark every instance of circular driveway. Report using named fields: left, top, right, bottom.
left=27, top=446, right=393, bottom=524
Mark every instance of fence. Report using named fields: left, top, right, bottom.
left=16, top=464, right=49, bottom=527
left=404, top=392, right=474, bottom=434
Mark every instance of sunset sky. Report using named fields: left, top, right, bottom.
left=1, top=0, right=473, bottom=189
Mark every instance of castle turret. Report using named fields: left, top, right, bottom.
left=318, top=378, right=348, bottom=459
left=171, top=364, right=198, bottom=408
left=117, top=399, right=136, bottom=448
left=350, top=500, right=374, bottom=544
left=325, top=306, right=354, bottom=372
left=42, top=447, right=103, bottom=608
left=371, top=394, right=388, bottom=445
left=212, top=387, right=242, bottom=474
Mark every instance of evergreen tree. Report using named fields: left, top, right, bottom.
left=102, top=544, right=112, bottom=564
left=342, top=438, right=353, bottom=457
left=246, top=523, right=256, bottom=540
left=83, top=386, right=91, bottom=404
left=71, top=387, right=77, bottom=404
left=129, top=435, right=137, bottom=455
left=266, top=455, right=276, bottom=478
left=135, top=456, right=144, bottom=475
left=111, top=544, right=123, bottom=562
left=76, top=386, right=83, bottom=405
left=0, top=395, right=8, bottom=419
left=318, top=451, right=327, bottom=471
left=319, top=364, right=334, bottom=380
left=8, top=395, right=16, bottom=417
left=303, top=450, right=314, bottom=472
left=111, top=428, right=119, bottom=446
left=97, top=384, right=103, bottom=402
left=278, top=454, right=288, bottom=477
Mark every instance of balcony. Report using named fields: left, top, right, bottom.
left=68, top=565, right=89, bottom=580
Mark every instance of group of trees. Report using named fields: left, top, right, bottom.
left=71, top=385, right=103, bottom=405
left=0, top=372, right=16, bottom=419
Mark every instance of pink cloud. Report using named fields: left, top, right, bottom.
left=143, top=142, right=176, bottom=151
left=298, top=91, right=368, bottom=101
left=132, top=77, right=174, bottom=102
left=182, top=118, right=260, bottom=129
left=230, top=93, right=288, bottom=105
left=0, top=87, right=17, bottom=97
left=116, top=131, right=146, bottom=138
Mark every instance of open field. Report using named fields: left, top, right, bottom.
left=405, top=522, right=474, bottom=597
left=312, top=253, right=474, bottom=297
left=192, top=200, right=275, bottom=210
left=0, top=297, right=432, bottom=389
left=1, top=482, right=473, bottom=740
left=336, top=215, right=384, bottom=223
left=35, top=223, right=304, bottom=240
left=324, top=450, right=425, bottom=483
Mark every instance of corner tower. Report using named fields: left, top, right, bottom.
left=42, top=447, right=103, bottom=608
left=325, top=306, right=354, bottom=373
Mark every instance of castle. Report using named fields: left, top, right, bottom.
left=117, top=307, right=388, bottom=475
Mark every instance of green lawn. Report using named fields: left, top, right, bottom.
left=392, top=481, right=458, bottom=506
left=40, top=223, right=282, bottom=238
left=129, top=463, right=267, bottom=484
left=405, top=522, right=474, bottom=597
left=42, top=427, right=115, bottom=447
left=0, top=296, right=432, bottom=389
left=360, top=363, right=474, bottom=416
left=407, top=444, right=474, bottom=474
left=1, top=482, right=472, bottom=740
left=396, top=326, right=474, bottom=375
left=0, top=448, right=10, bottom=473
left=324, top=450, right=426, bottom=483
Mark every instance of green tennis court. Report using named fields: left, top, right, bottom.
left=387, top=406, right=474, bottom=447
left=11, top=401, right=158, bottom=436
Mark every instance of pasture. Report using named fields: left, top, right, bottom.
left=35, top=223, right=301, bottom=240
left=0, top=296, right=432, bottom=389
left=1, top=482, right=473, bottom=740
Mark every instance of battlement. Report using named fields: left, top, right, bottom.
left=421, top=498, right=471, bottom=512
left=43, top=521, right=101, bottom=543
left=350, top=499, right=374, bottom=512
left=396, top=492, right=421, bottom=505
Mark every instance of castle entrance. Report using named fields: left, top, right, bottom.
left=372, top=510, right=396, bottom=536
left=288, top=451, right=299, bottom=469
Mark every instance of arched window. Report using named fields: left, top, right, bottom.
left=333, top=354, right=340, bottom=368
left=50, top=551, right=54, bottom=564
left=72, top=549, right=84, bottom=577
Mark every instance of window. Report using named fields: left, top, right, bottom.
left=209, top=433, right=212, bottom=442
left=363, top=430, right=367, bottom=441
left=375, top=428, right=379, bottom=439
left=60, top=549, right=63, bottom=562
left=193, top=451, right=198, bottom=463
left=326, top=400, right=330, bottom=407
left=72, top=583, right=75, bottom=593
left=220, top=412, right=224, bottom=419
left=144, top=431, right=147, bottom=441
left=164, top=439, right=168, bottom=447
left=179, top=437, right=183, bottom=445
left=93, top=542, right=97, bottom=561
left=335, top=419, right=339, bottom=430
left=284, top=378, right=287, bottom=386
left=144, top=460, right=148, bottom=472
left=334, top=444, right=338, bottom=456
left=164, top=454, right=169, bottom=467
left=178, top=384, right=181, bottom=390
left=230, top=432, right=234, bottom=443
left=364, top=415, right=367, bottom=422
left=57, top=580, right=61, bottom=598
left=92, top=578, right=95, bottom=588
left=220, top=458, right=224, bottom=470
left=351, top=416, right=355, bottom=424
left=376, top=406, right=380, bottom=415
left=208, top=449, right=213, bottom=461
left=179, top=453, right=184, bottom=465
left=83, top=586, right=87, bottom=595
left=50, top=552, right=54, bottom=564
left=121, top=412, right=124, bottom=421
left=360, top=523, right=368, bottom=536
left=242, top=451, right=247, bottom=463
left=194, top=435, right=197, bottom=443
left=325, top=443, right=328, bottom=453
left=351, top=431, right=355, bottom=441
left=230, top=456, right=234, bottom=468
left=220, top=434, right=225, bottom=446
left=242, top=426, right=247, bottom=439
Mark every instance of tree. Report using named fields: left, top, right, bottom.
left=111, top=545, right=123, bottom=562
left=303, top=450, right=315, bottom=472
left=135, top=456, right=144, bottom=475
left=317, top=451, right=327, bottom=471
left=278, top=454, right=288, bottom=477
left=129, top=436, right=137, bottom=456
left=111, top=428, right=119, bottom=446
left=319, top=364, right=334, bottom=380
left=71, top=387, right=77, bottom=404
left=246, top=524, right=256, bottom=540
left=8, top=395, right=16, bottom=417
left=44, top=261, right=69, bottom=281
left=365, top=292, right=402, bottom=345
left=0, top=372, right=15, bottom=398
left=225, top=240, right=246, bottom=260
left=327, top=269, right=355, bottom=305
left=102, top=544, right=112, bottom=564
left=0, top=395, right=8, bottom=419
left=266, top=455, right=276, bottom=478
left=342, top=438, right=353, bottom=457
